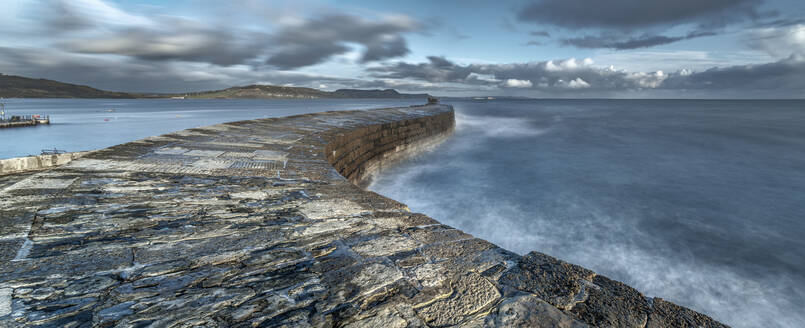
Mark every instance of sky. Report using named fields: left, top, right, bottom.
left=1, top=0, right=804, bottom=98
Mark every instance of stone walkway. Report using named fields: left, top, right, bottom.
left=0, top=104, right=727, bottom=327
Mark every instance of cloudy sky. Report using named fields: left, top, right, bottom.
left=2, top=0, right=804, bottom=98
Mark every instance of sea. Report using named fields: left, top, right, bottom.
left=368, top=99, right=805, bottom=328
left=1, top=98, right=803, bottom=327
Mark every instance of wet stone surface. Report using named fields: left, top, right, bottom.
left=0, top=104, right=726, bottom=327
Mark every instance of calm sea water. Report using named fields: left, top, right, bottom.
left=369, top=99, right=805, bottom=328
left=0, top=98, right=424, bottom=159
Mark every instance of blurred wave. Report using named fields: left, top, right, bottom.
left=369, top=99, right=805, bottom=328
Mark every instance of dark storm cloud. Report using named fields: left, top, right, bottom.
left=370, top=55, right=805, bottom=95
left=265, top=14, right=420, bottom=69
left=4, top=0, right=802, bottom=97
left=44, top=1, right=420, bottom=69
left=64, top=18, right=270, bottom=66
left=3, top=43, right=803, bottom=96
left=361, top=35, right=410, bottom=61
left=3, top=0, right=425, bottom=92
left=370, top=56, right=659, bottom=91
left=562, top=31, right=717, bottom=50
left=264, top=43, right=350, bottom=70
left=517, top=0, right=767, bottom=30
left=525, top=31, right=550, bottom=46
left=47, top=0, right=94, bottom=31
left=368, top=56, right=475, bottom=82
left=0, top=47, right=363, bottom=93
left=345, top=79, right=441, bottom=92
left=753, top=17, right=805, bottom=28
left=0, top=47, right=227, bottom=92
left=663, top=54, right=805, bottom=90
left=516, top=0, right=775, bottom=49
left=744, top=24, right=805, bottom=57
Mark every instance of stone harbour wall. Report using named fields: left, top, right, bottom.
left=325, top=109, right=455, bottom=187
left=0, top=104, right=727, bottom=327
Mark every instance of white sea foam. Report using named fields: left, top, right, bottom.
left=372, top=165, right=804, bottom=327
left=456, top=113, right=549, bottom=138
left=369, top=105, right=805, bottom=328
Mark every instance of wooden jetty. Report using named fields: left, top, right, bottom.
left=0, top=103, right=50, bottom=128
left=0, top=115, right=50, bottom=128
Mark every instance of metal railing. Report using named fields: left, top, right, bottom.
left=0, top=115, right=49, bottom=123
left=41, top=148, right=67, bottom=155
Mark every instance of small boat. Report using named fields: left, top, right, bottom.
left=32, top=114, right=50, bottom=124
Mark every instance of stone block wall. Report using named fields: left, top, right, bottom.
left=0, top=152, right=89, bottom=176
left=325, top=109, right=454, bottom=187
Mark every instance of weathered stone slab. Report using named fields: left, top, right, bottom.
left=183, top=149, right=225, bottom=157
left=483, top=293, right=589, bottom=328
left=414, top=272, right=500, bottom=326
left=253, top=150, right=288, bottom=161
left=153, top=147, right=188, bottom=155
left=5, top=177, right=77, bottom=191
left=499, top=251, right=597, bottom=311
left=647, top=298, right=729, bottom=328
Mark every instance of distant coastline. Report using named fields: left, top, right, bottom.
left=0, top=74, right=430, bottom=99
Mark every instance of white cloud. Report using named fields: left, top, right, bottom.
left=747, top=24, right=805, bottom=58
left=64, top=0, right=153, bottom=27
left=370, top=54, right=805, bottom=97
left=564, top=77, right=591, bottom=89
left=468, top=72, right=500, bottom=83
left=626, top=70, right=667, bottom=88
left=505, top=78, right=533, bottom=88
left=592, top=50, right=774, bottom=73
left=545, top=57, right=595, bottom=71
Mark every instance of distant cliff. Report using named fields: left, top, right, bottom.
left=183, top=85, right=331, bottom=99
left=331, top=88, right=429, bottom=99
left=185, top=85, right=429, bottom=99
left=0, top=74, right=430, bottom=99
left=0, top=74, right=134, bottom=98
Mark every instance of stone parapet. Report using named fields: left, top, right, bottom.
left=0, top=152, right=90, bottom=176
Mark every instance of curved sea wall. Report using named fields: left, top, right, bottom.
left=0, top=104, right=725, bottom=327
left=325, top=108, right=454, bottom=188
